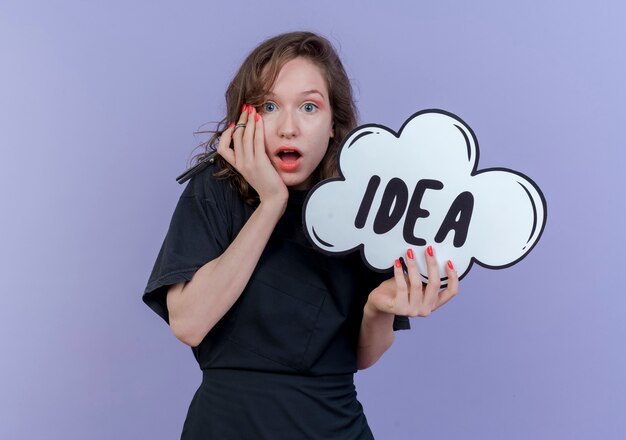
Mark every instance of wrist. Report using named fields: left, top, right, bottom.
left=363, top=298, right=394, bottom=321
left=258, top=193, right=288, bottom=217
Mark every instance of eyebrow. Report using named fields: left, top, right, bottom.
left=265, top=90, right=326, bottom=99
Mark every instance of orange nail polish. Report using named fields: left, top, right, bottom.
left=407, top=248, right=414, bottom=259
left=427, top=245, right=433, bottom=257
left=255, top=112, right=260, bottom=122
left=248, top=105, right=253, bottom=114
left=242, top=104, right=247, bottom=112
left=447, top=260, right=454, bottom=270
left=395, top=259, right=401, bottom=268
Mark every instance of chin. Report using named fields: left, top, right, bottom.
left=281, top=174, right=311, bottom=190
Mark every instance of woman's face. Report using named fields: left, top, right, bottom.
left=260, top=57, right=334, bottom=190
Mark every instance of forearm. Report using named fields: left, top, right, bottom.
left=356, top=301, right=396, bottom=370
left=167, top=198, right=286, bottom=346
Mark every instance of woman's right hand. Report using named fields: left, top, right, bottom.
left=169, top=107, right=290, bottom=346
left=217, top=104, right=288, bottom=208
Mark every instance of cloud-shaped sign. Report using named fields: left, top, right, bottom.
left=303, top=110, right=547, bottom=284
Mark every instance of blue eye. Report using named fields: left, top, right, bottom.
left=302, top=103, right=317, bottom=113
left=263, top=102, right=277, bottom=113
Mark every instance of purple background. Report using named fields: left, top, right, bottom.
left=2, top=1, right=624, bottom=439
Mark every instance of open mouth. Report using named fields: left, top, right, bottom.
left=277, top=150, right=301, bottom=163
left=276, top=148, right=302, bottom=171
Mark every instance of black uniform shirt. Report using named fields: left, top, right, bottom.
left=144, top=164, right=410, bottom=376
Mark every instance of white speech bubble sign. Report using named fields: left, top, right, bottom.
left=303, top=109, right=547, bottom=285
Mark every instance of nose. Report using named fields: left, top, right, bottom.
left=277, top=109, right=299, bottom=139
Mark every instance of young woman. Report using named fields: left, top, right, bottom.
left=144, top=31, right=459, bottom=439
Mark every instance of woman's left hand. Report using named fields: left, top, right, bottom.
left=366, top=246, right=459, bottom=318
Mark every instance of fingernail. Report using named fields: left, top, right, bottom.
left=447, top=260, right=454, bottom=270
left=395, top=259, right=401, bottom=268
left=242, top=104, right=247, bottom=112
left=407, top=248, right=414, bottom=260
left=227, top=122, right=235, bottom=129
left=427, top=245, right=433, bottom=257
left=248, top=105, right=253, bottom=114
left=255, top=112, right=260, bottom=122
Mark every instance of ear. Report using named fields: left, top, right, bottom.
left=330, top=123, right=335, bottom=138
